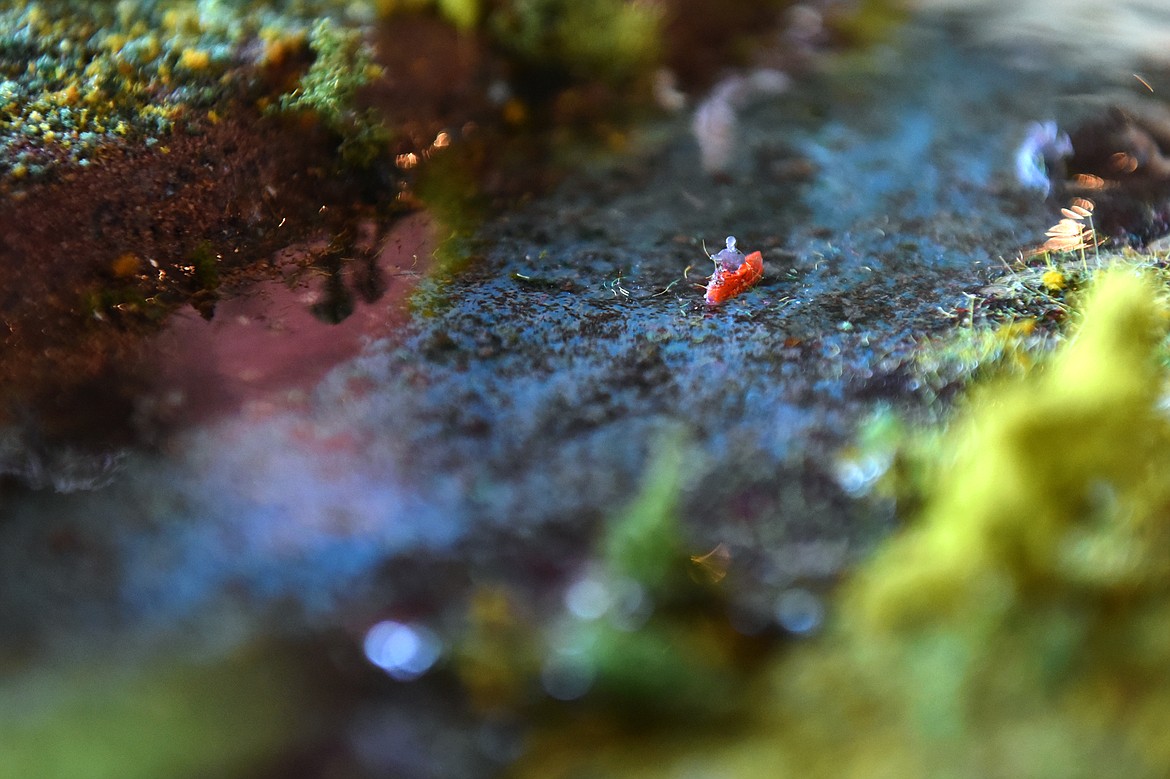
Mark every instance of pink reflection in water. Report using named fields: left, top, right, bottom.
left=141, top=212, right=435, bottom=429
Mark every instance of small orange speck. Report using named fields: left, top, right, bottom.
left=502, top=98, right=527, bottom=126
left=261, top=31, right=307, bottom=66
left=112, top=252, right=141, bottom=278
left=58, top=84, right=81, bottom=105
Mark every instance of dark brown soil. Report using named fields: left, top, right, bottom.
left=0, top=110, right=390, bottom=442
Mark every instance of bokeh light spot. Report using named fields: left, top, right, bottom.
left=775, top=588, right=824, bottom=635
left=363, top=620, right=442, bottom=681
left=564, top=576, right=611, bottom=621
left=540, top=650, right=594, bottom=701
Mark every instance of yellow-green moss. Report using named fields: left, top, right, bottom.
left=853, top=269, right=1170, bottom=629
left=488, top=0, right=661, bottom=84
left=272, top=16, right=387, bottom=166
left=375, top=0, right=479, bottom=29
left=514, top=269, right=1170, bottom=778
left=0, top=0, right=673, bottom=182
left=0, top=0, right=383, bottom=180
left=0, top=644, right=315, bottom=779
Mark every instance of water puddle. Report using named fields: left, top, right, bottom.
left=3, top=7, right=1167, bottom=778
left=139, top=212, right=435, bottom=429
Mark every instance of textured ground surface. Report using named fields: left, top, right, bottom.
left=0, top=13, right=1152, bottom=778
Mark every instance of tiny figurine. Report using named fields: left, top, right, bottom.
left=705, top=236, right=763, bottom=305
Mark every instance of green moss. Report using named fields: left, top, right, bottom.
left=0, top=645, right=314, bottom=779
left=515, top=269, right=1170, bottom=778
left=435, top=0, right=479, bottom=30
left=827, top=0, right=909, bottom=45
left=912, top=244, right=1170, bottom=397
left=455, top=434, right=748, bottom=733
left=802, top=269, right=1170, bottom=776
left=600, top=434, right=690, bottom=595
left=0, top=0, right=681, bottom=184
left=543, top=435, right=746, bottom=720
left=407, top=145, right=489, bottom=290
left=275, top=17, right=389, bottom=167
left=913, top=317, right=1052, bottom=402
left=488, top=0, right=661, bottom=85
left=188, top=241, right=219, bottom=292
left=853, top=268, right=1170, bottom=631
left=0, top=0, right=384, bottom=182
left=375, top=0, right=478, bottom=29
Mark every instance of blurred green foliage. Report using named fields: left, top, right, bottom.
left=0, top=0, right=672, bottom=182
left=578, top=436, right=745, bottom=719
left=601, top=435, right=688, bottom=594
left=0, top=644, right=316, bottom=779
left=514, top=270, right=1170, bottom=777
left=489, top=0, right=661, bottom=84
left=456, top=433, right=750, bottom=727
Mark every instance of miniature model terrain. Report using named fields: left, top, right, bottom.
left=6, top=1, right=1170, bottom=778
